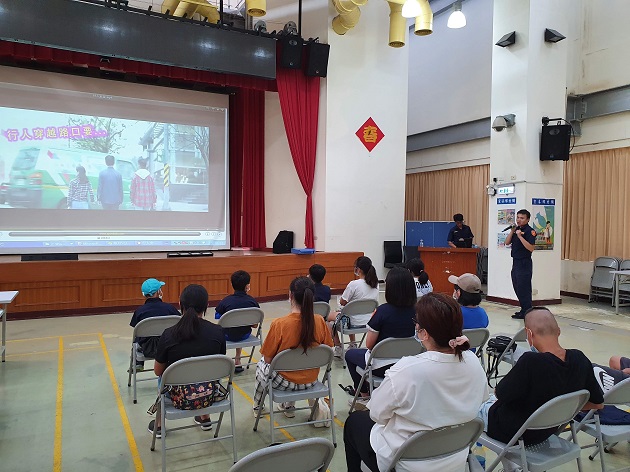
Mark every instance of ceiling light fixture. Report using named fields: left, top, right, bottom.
left=495, top=31, right=516, bottom=48
left=544, top=28, right=566, bottom=43
left=447, top=0, right=466, bottom=29
left=402, top=0, right=421, bottom=19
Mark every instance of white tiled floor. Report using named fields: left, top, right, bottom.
left=0, top=295, right=629, bottom=471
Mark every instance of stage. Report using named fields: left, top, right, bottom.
left=0, top=250, right=362, bottom=319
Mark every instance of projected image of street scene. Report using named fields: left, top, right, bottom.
left=0, top=107, right=210, bottom=212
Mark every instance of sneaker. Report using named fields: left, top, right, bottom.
left=333, top=346, right=343, bottom=358
left=148, top=419, right=162, bottom=439
left=127, top=362, right=145, bottom=373
left=194, top=416, right=213, bottom=431
left=348, top=342, right=358, bottom=349
left=348, top=396, right=370, bottom=410
left=234, top=366, right=245, bottom=374
left=279, top=402, right=296, bottom=418
left=252, top=405, right=268, bottom=418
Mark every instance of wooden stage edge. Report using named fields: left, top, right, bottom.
left=0, top=250, right=362, bottom=319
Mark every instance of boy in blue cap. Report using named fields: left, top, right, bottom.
left=130, top=278, right=180, bottom=369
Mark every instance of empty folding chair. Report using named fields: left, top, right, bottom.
left=463, top=328, right=490, bottom=368
left=336, top=299, right=379, bottom=368
left=616, top=259, right=630, bottom=307
left=228, top=438, right=335, bottom=472
left=313, top=301, right=331, bottom=319
left=589, top=257, right=619, bottom=305
left=127, top=315, right=180, bottom=404
left=217, top=307, right=264, bottom=370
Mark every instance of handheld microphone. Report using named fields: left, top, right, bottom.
left=502, top=225, right=515, bottom=232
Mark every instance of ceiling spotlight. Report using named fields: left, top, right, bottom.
left=544, top=28, right=566, bottom=43
left=495, top=31, right=516, bottom=48
left=254, top=20, right=267, bottom=34
left=447, top=0, right=466, bottom=29
left=402, top=0, right=421, bottom=19
left=283, top=21, right=298, bottom=35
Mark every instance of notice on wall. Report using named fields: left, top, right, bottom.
left=497, top=208, right=515, bottom=225
left=497, top=232, right=508, bottom=248
left=531, top=199, right=555, bottom=251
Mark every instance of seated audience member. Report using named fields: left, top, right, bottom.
left=593, top=354, right=630, bottom=392
left=214, top=270, right=260, bottom=373
left=309, top=264, right=332, bottom=303
left=327, top=256, right=380, bottom=355
left=407, top=258, right=433, bottom=298
left=252, top=276, right=333, bottom=418
left=344, top=267, right=416, bottom=406
left=448, top=273, right=489, bottom=329
left=148, top=284, right=226, bottom=438
left=344, top=293, right=488, bottom=472
left=479, top=307, right=604, bottom=450
left=130, top=278, right=180, bottom=369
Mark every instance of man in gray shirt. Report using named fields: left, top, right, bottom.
left=97, top=154, right=123, bottom=210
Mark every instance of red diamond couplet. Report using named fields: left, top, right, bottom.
left=355, top=117, right=384, bottom=152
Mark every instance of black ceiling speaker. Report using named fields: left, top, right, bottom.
left=305, top=42, right=330, bottom=77
left=280, top=35, right=303, bottom=69
left=540, top=124, right=571, bottom=161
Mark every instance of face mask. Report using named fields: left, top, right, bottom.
left=453, top=291, right=458, bottom=300
left=354, top=269, right=360, bottom=277
left=526, top=329, right=538, bottom=352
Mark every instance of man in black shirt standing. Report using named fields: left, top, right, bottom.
left=481, top=307, right=603, bottom=449
left=505, top=209, right=536, bottom=319
left=447, top=213, right=474, bottom=248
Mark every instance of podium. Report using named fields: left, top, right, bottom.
left=419, top=247, right=480, bottom=294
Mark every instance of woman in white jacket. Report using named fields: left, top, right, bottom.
left=343, top=292, right=489, bottom=472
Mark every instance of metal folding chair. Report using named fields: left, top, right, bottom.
left=336, top=299, right=379, bottom=368
left=150, top=355, right=237, bottom=471
left=228, top=438, right=335, bottom=472
left=486, top=327, right=527, bottom=387
left=589, top=257, right=620, bottom=305
left=479, top=389, right=590, bottom=472
left=217, top=307, right=264, bottom=370
left=127, top=315, right=180, bottom=404
left=253, top=344, right=336, bottom=446
left=313, top=301, right=331, bottom=319
left=463, top=328, right=490, bottom=368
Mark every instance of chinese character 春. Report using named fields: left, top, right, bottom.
left=33, top=127, right=45, bottom=140
left=20, top=128, right=33, bottom=141
left=46, top=127, right=58, bottom=139
left=5, top=129, right=19, bottom=142
left=363, top=126, right=378, bottom=143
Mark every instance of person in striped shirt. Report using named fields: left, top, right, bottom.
left=67, top=165, right=94, bottom=209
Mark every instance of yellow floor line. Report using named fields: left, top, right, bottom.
left=53, top=337, right=63, bottom=472
left=8, top=333, right=101, bottom=343
left=98, top=333, right=144, bottom=472
left=231, top=381, right=295, bottom=441
left=6, top=346, right=99, bottom=359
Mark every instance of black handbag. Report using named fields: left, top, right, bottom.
left=487, top=336, right=516, bottom=355
left=485, top=336, right=517, bottom=387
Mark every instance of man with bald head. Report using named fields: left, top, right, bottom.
left=481, top=307, right=603, bottom=446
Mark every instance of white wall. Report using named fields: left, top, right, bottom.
left=406, top=138, right=489, bottom=173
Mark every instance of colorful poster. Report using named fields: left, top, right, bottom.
left=498, top=208, right=515, bottom=225
left=531, top=202, right=555, bottom=250
left=497, top=232, right=508, bottom=248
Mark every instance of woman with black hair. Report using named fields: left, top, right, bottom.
left=343, top=293, right=488, bottom=472
left=344, top=267, right=417, bottom=407
left=148, top=284, right=226, bottom=438
left=327, top=256, right=380, bottom=355
left=252, top=276, right=333, bottom=417
left=407, top=258, right=433, bottom=298
left=448, top=273, right=489, bottom=329
left=67, top=165, right=94, bottom=209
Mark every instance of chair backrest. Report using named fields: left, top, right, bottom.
left=463, top=328, right=490, bottom=351
left=270, top=344, right=334, bottom=373
left=133, top=315, right=181, bottom=338
left=594, top=257, right=620, bottom=269
left=217, top=307, right=264, bottom=329
left=388, top=418, right=484, bottom=470
left=368, top=337, right=425, bottom=362
left=313, top=301, right=331, bottom=318
left=603, top=376, right=630, bottom=405
left=620, top=259, right=630, bottom=271
left=513, top=327, right=527, bottom=342
left=161, top=354, right=234, bottom=386
left=384, top=240, right=403, bottom=265
left=227, top=438, right=335, bottom=472
left=514, top=390, right=590, bottom=434
left=341, top=299, right=378, bottom=317
left=403, top=245, right=420, bottom=263
left=591, top=257, right=619, bottom=289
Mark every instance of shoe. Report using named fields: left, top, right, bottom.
left=348, top=342, right=358, bottom=349
left=194, top=416, right=213, bottom=431
left=148, top=419, right=162, bottom=439
left=348, top=396, right=370, bottom=410
left=234, top=366, right=244, bottom=374
left=333, top=346, right=343, bottom=358
left=252, top=405, right=268, bottom=418
left=127, top=362, right=145, bottom=373
left=511, top=312, right=525, bottom=320
left=279, top=402, right=296, bottom=418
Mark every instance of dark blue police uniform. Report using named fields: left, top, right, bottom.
left=215, top=291, right=260, bottom=341
left=511, top=224, right=536, bottom=315
left=448, top=224, right=474, bottom=247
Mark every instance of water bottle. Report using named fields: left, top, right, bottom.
left=419, top=239, right=424, bottom=247
left=472, top=442, right=486, bottom=470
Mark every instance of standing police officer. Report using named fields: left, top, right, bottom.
left=447, top=214, right=475, bottom=248
left=505, top=209, right=536, bottom=319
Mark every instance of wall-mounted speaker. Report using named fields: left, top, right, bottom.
left=280, top=36, right=302, bottom=69
left=305, top=42, right=330, bottom=77
left=540, top=124, right=571, bottom=161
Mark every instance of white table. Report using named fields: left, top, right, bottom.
left=610, top=270, right=630, bottom=314
left=0, top=291, right=19, bottom=362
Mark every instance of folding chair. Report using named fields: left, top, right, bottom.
left=150, top=355, right=237, bottom=471
left=589, top=257, right=619, bottom=305
left=253, top=344, right=336, bottom=446
left=127, top=315, right=180, bottom=404
left=486, top=327, right=527, bottom=387
left=463, top=328, right=490, bottom=368
left=577, top=377, right=630, bottom=472
left=217, top=307, right=264, bottom=370
left=479, top=389, right=590, bottom=472
left=349, top=337, right=425, bottom=413
left=228, top=438, right=335, bottom=472
left=616, top=259, right=630, bottom=307
left=336, top=299, right=379, bottom=368
left=313, top=301, right=331, bottom=319
left=385, top=418, right=485, bottom=471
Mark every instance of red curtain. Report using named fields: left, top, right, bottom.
left=276, top=67, right=320, bottom=248
left=229, top=90, right=266, bottom=248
